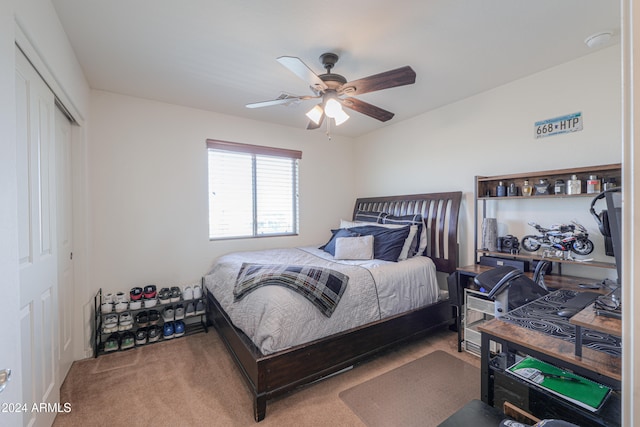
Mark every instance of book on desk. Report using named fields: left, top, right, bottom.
left=507, top=356, right=611, bottom=412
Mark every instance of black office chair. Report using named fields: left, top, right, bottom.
left=474, top=265, right=549, bottom=318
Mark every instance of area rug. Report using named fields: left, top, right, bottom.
left=339, top=350, right=480, bottom=427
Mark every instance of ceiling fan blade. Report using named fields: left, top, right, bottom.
left=246, top=95, right=313, bottom=109
left=306, top=113, right=325, bottom=130
left=340, top=98, right=395, bottom=122
left=339, top=66, right=416, bottom=96
left=277, top=56, right=328, bottom=92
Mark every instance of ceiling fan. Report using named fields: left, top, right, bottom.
left=246, top=53, right=416, bottom=130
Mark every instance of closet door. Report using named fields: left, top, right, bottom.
left=15, top=48, right=60, bottom=427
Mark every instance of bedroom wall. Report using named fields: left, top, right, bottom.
left=88, top=90, right=357, bottom=294
left=353, top=46, right=622, bottom=279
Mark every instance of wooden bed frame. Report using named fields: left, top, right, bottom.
left=205, top=191, right=462, bottom=421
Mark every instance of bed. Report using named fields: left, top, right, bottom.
left=203, top=191, right=462, bottom=421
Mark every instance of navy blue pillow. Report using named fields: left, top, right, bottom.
left=382, top=214, right=424, bottom=257
left=320, top=228, right=360, bottom=256
left=347, top=225, right=411, bottom=262
left=353, top=209, right=388, bottom=223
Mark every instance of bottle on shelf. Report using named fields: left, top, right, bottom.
left=603, top=177, right=617, bottom=190
left=567, top=174, right=582, bottom=195
left=522, top=180, right=533, bottom=197
left=534, top=178, right=551, bottom=195
left=496, top=181, right=506, bottom=197
left=587, top=175, right=601, bottom=194
left=553, top=179, right=565, bottom=195
left=507, top=182, right=518, bottom=197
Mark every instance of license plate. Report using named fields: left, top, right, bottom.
left=535, top=112, right=583, bottom=139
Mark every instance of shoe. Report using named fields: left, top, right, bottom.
left=174, top=320, right=185, bottom=337
left=163, top=306, right=174, bottom=322
left=135, top=328, right=147, bottom=346
left=115, top=291, right=128, bottom=303
left=103, top=293, right=115, bottom=304
left=182, top=285, right=193, bottom=301
left=129, top=299, right=142, bottom=310
left=103, top=314, right=118, bottom=333
left=185, top=302, right=195, bottom=318
left=158, top=288, right=171, bottom=304
left=148, top=310, right=160, bottom=325
left=143, top=284, right=157, bottom=299
left=130, top=287, right=143, bottom=301
left=119, top=312, right=133, bottom=331
left=104, top=333, right=120, bottom=352
left=143, top=298, right=157, bottom=308
left=135, top=311, right=149, bottom=327
left=195, top=299, right=205, bottom=315
left=174, top=304, right=185, bottom=320
left=121, top=331, right=135, bottom=350
left=147, top=325, right=161, bottom=343
left=114, top=300, right=128, bottom=313
left=193, top=285, right=202, bottom=300
left=170, top=287, right=181, bottom=303
left=163, top=322, right=174, bottom=339
left=101, top=302, right=113, bottom=313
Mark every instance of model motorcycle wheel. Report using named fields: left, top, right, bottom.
left=571, top=239, right=594, bottom=255
left=520, top=236, right=541, bottom=252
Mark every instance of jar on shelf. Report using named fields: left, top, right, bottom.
left=586, top=175, right=602, bottom=194
left=534, top=178, right=551, bottom=195
left=603, top=177, right=617, bottom=190
left=567, top=174, right=582, bottom=195
left=522, top=180, right=533, bottom=197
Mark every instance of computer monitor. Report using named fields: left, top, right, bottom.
left=604, top=189, right=622, bottom=286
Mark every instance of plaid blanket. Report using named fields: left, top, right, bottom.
left=234, top=263, right=349, bottom=317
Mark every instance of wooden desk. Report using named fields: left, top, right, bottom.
left=478, top=318, right=621, bottom=426
left=570, top=303, right=622, bottom=357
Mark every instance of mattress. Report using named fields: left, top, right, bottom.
left=203, top=246, right=440, bottom=355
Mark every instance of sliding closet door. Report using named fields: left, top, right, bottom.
left=15, top=48, right=60, bottom=427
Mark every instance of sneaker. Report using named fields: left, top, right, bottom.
left=163, top=306, right=174, bottom=322
left=135, top=328, right=147, bottom=346
left=104, top=333, right=120, bottom=352
left=158, top=288, right=171, bottom=304
left=182, top=285, right=193, bottom=301
left=115, top=291, right=128, bottom=303
left=103, top=293, right=115, bottom=304
left=193, top=285, right=202, bottom=300
left=174, top=320, right=185, bottom=337
left=148, top=310, right=160, bottom=325
left=119, top=312, right=133, bottom=331
left=130, top=287, right=143, bottom=301
left=143, top=284, right=157, bottom=299
left=174, top=304, right=185, bottom=320
left=121, top=331, right=135, bottom=350
left=114, top=301, right=128, bottom=313
left=147, top=325, right=161, bottom=343
left=170, top=287, right=181, bottom=303
left=129, top=299, right=142, bottom=310
left=195, top=299, right=205, bottom=315
left=163, top=322, right=174, bottom=339
left=143, top=298, right=157, bottom=308
left=185, top=302, right=195, bottom=318
left=103, top=314, right=118, bottom=333
left=101, top=302, right=113, bottom=313
left=135, top=311, right=149, bottom=327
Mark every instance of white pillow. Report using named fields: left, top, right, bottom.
left=334, top=235, right=374, bottom=260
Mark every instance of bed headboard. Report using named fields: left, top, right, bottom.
left=353, top=191, right=462, bottom=274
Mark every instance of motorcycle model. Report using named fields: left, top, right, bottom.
left=520, top=221, right=595, bottom=256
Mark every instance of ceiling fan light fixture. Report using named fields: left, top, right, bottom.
left=324, top=98, right=342, bottom=119
left=306, top=104, right=324, bottom=125
left=333, top=108, right=350, bottom=126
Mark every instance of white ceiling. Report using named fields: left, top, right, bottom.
left=51, top=0, right=621, bottom=138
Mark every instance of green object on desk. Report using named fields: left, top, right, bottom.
left=508, top=356, right=610, bottom=412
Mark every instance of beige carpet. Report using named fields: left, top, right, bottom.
left=53, top=326, right=480, bottom=426
left=339, top=350, right=480, bottom=427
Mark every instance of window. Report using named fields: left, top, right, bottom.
left=207, top=139, right=301, bottom=239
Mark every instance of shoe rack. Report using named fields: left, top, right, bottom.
left=93, top=287, right=209, bottom=357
